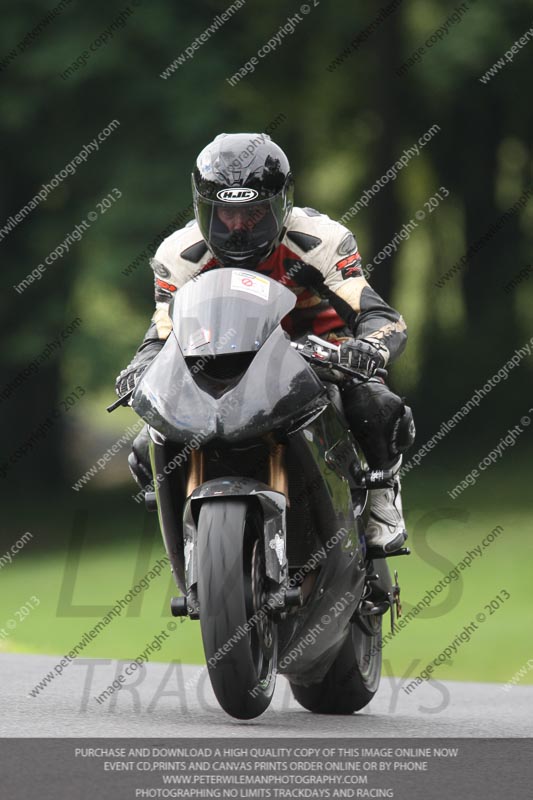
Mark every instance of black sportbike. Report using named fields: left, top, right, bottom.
left=113, top=268, right=406, bottom=719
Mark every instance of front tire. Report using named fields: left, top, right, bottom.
left=290, top=614, right=382, bottom=714
left=197, top=499, right=277, bottom=719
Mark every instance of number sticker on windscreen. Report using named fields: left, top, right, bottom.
left=230, top=270, right=270, bottom=301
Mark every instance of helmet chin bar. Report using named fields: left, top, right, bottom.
left=213, top=240, right=275, bottom=269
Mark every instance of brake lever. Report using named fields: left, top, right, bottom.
left=292, top=341, right=359, bottom=377
left=292, top=340, right=388, bottom=381
left=307, top=334, right=340, bottom=353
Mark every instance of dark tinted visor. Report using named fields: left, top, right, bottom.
left=194, top=190, right=285, bottom=261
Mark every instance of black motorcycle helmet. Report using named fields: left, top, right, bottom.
left=192, top=133, right=294, bottom=268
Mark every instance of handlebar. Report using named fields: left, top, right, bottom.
left=291, top=336, right=388, bottom=381
left=107, top=336, right=387, bottom=411
left=106, top=389, right=134, bottom=413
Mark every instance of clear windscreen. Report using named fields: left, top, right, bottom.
left=171, top=268, right=296, bottom=356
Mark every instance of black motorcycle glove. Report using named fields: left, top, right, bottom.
left=115, top=339, right=164, bottom=398
left=115, top=366, right=144, bottom=397
left=335, top=338, right=388, bottom=377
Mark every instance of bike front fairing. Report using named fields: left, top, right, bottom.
left=132, top=269, right=327, bottom=444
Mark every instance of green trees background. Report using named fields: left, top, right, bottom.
left=2, top=0, right=532, bottom=491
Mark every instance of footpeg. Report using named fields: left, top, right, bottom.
left=366, top=546, right=411, bottom=560
left=358, top=598, right=390, bottom=617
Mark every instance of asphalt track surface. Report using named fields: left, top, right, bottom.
left=1, top=654, right=532, bottom=737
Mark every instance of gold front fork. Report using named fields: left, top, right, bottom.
left=268, top=442, right=289, bottom=503
left=186, top=449, right=205, bottom=497
left=185, top=442, right=288, bottom=502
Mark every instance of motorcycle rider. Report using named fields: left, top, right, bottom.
left=116, top=133, right=415, bottom=554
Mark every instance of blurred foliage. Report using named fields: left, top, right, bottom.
left=1, top=0, right=532, bottom=492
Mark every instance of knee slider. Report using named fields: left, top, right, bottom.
left=344, top=379, right=401, bottom=427
left=128, top=450, right=152, bottom=490
left=129, top=427, right=152, bottom=490
left=391, top=404, right=416, bottom=457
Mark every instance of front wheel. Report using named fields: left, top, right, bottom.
left=290, top=614, right=382, bottom=714
left=197, top=499, right=277, bottom=719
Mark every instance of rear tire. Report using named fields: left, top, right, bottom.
left=290, top=614, right=382, bottom=714
left=197, top=499, right=277, bottom=719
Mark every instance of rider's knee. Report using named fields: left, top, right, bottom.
left=391, top=402, right=416, bottom=458
left=129, top=426, right=152, bottom=490
left=341, top=379, right=415, bottom=464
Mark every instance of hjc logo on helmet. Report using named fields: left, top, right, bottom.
left=216, top=188, right=259, bottom=202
